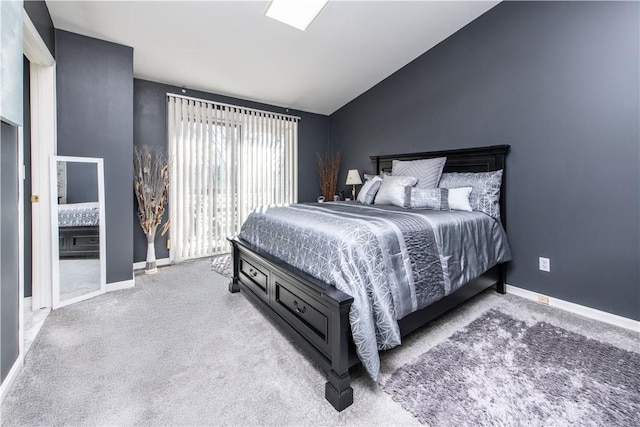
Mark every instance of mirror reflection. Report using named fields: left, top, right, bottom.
left=55, top=159, right=102, bottom=303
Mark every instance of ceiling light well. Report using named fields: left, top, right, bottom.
left=265, top=0, right=329, bottom=31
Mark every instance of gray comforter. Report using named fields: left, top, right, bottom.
left=58, top=202, right=100, bottom=227
left=238, top=202, right=512, bottom=380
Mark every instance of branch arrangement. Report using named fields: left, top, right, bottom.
left=134, top=145, right=170, bottom=241
left=316, top=151, right=341, bottom=200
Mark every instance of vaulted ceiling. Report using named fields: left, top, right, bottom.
left=47, top=1, right=499, bottom=115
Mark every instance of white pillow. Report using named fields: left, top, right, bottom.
left=374, top=175, right=418, bottom=206
left=447, top=187, right=473, bottom=211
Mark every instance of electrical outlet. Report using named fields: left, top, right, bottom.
left=539, top=257, right=550, bottom=272
left=538, top=295, right=550, bottom=305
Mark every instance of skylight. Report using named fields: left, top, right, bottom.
left=265, top=0, right=329, bottom=31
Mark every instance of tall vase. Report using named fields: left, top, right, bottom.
left=145, top=235, right=158, bottom=274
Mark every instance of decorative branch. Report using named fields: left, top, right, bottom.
left=316, top=151, right=341, bottom=199
left=133, top=145, right=170, bottom=241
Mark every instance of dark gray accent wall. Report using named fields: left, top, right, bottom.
left=329, top=2, right=639, bottom=320
left=1, top=121, right=20, bottom=382
left=56, top=30, right=134, bottom=284
left=133, top=79, right=329, bottom=262
left=65, top=162, right=99, bottom=203
left=23, top=0, right=55, bottom=58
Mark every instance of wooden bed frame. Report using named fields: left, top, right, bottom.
left=229, top=144, right=510, bottom=411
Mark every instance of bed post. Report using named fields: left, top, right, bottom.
left=324, top=302, right=353, bottom=411
left=496, top=264, right=507, bottom=294
left=228, top=239, right=240, bottom=293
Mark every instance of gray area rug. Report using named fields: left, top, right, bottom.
left=210, top=253, right=232, bottom=277
left=3, top=257, right=638, bottom=426
left=383, top=309, right=640, bottom=426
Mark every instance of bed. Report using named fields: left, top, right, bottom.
left=58, top=202, right=100, bottom=258
left=229, top=144, right=510, bottom=411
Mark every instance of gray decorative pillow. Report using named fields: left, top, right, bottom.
left=363, top=172, right=390, bottom=181
left=404, top=187, right=449, bottom=210
left=375, top=175, right=418, bottom=206
left=392, top=157, right=446, bottom=190
left=357, top=175, right=382, bottom=204
left=438, top=170, right=503, bottom=219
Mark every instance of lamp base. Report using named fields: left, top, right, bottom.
left=351, top=185, right=356, bottom=200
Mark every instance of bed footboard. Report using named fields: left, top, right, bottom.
left=229, top=237, right=357, bottom=411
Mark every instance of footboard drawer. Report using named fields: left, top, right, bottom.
left=72, top=234, right=99, bottom=249
left=239, top=257, right=269, bottom=301
left=272, top=273, right=330, bottom=357
left=59, top=226, right=100, bottom=257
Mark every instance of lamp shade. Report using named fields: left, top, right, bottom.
left=345, top=169, right=362, bottom=185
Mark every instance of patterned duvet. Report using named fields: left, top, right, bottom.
left=238, top=202, right=512, bottom=380
left=58, top=202, right=99, bottom=227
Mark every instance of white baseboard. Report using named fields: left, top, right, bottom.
left=106, top=278, right=135, bottom=292
left=0, top=354, right=23, bottom=404
left=133, top=257, right=171, bottom=271
left=23, top=296, right=32, bottom=312
left=506, top=284, right=639, bottom=332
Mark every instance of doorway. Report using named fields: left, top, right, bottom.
left=23, top=11, right=56, bottom=351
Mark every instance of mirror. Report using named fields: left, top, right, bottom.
left=50, top=156, right=106, bottom=308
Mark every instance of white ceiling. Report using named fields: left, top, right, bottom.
left=46, top=1, right=499, bottom=115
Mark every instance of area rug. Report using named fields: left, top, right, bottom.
left=383, top=309, right=640, bottom=426
left=210, top=253, right=232, bottom=277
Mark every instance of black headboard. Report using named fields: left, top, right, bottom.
left=370, top=145, right=510, bottom=226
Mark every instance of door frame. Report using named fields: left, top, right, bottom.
left=23, top=10, right=56, bottom=311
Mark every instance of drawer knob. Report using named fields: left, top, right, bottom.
left=293, top=300, right=307, bottom=314
left=248, top=268, right=258, bottom=278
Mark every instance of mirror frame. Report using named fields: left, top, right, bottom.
left=50, top=155, right=106, bottom=309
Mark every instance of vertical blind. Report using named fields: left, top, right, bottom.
left=167, top=94, right=298, bottom=262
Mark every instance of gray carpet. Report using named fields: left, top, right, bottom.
left=383, top=309, right=640, bottom=426
left=2, top=257, right=638, bottom=426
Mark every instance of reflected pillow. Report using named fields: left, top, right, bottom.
left=404, top=187, right=449, bottom=210
left=439, top=170, right=503, bottom=219
left=357, top=175, right=383, bottom=204
left=375, top=175, right=418, bottom=206
left=392, top=157, right=446, bottom=189
left=447, top=187, right=473, bottom=211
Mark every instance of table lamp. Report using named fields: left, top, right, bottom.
left=345, top=169, right=362, bottom=200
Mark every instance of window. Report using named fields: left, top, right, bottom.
left=167, top=95, right=298, bottom=261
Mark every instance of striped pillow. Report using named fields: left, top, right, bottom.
left=392, top=157, right=446, bottom=189
left=356, top=175, right=382, bottom=204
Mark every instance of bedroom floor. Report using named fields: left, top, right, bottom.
left=23, top=306, right=50, bottom=355
left=4, top=257, right=638, bottom=426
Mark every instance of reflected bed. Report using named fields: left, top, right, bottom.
left=58, top=202, right=99, bottom=258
